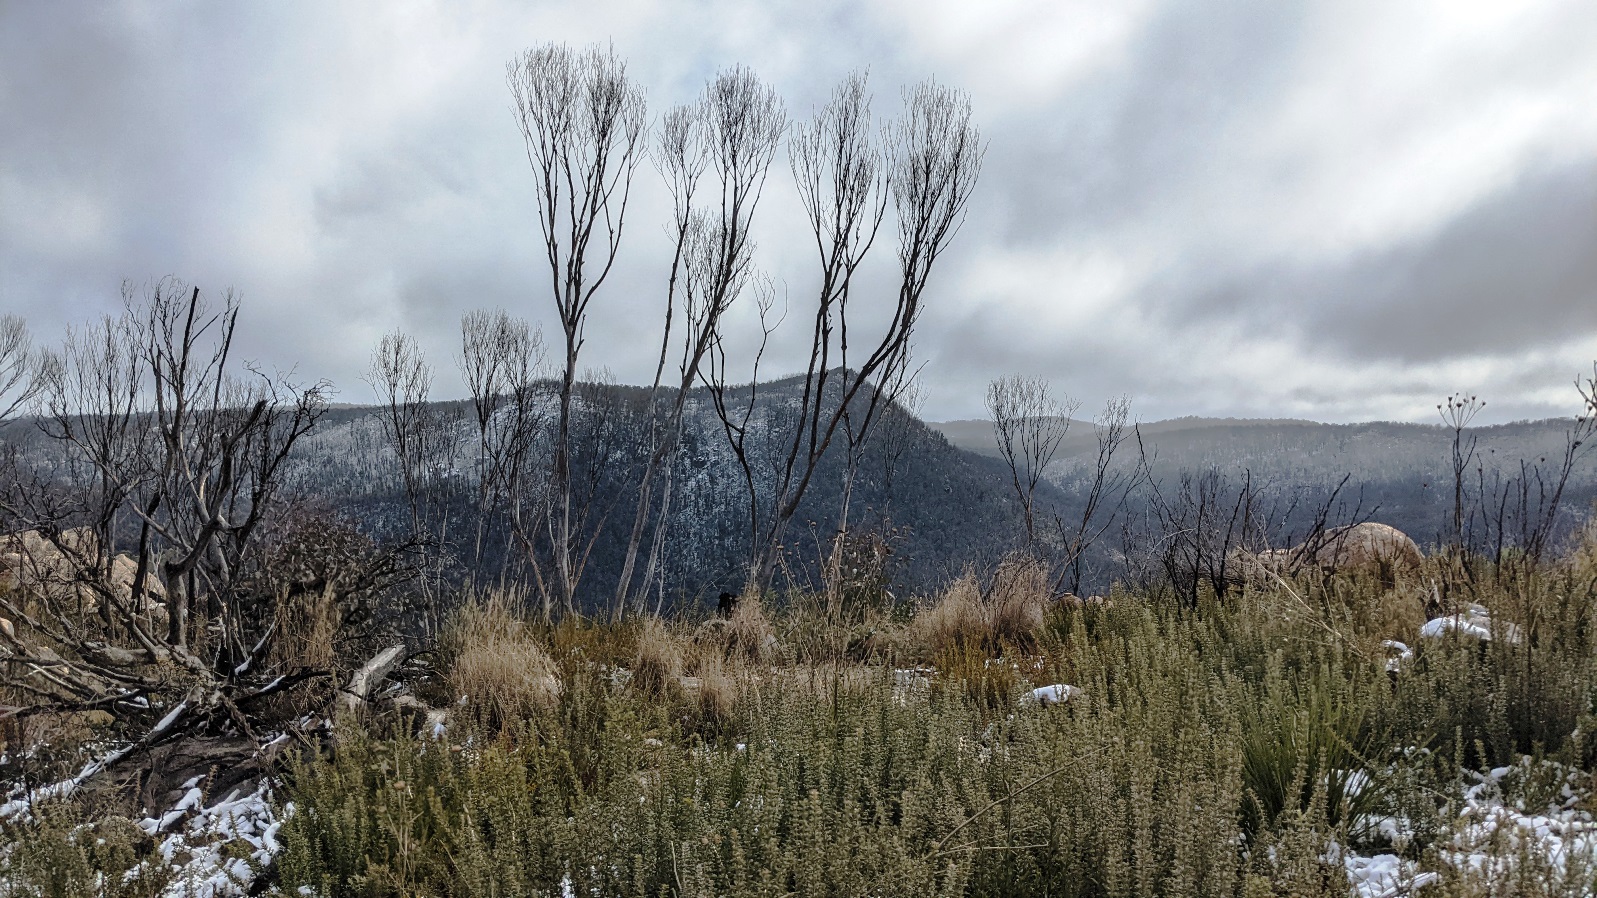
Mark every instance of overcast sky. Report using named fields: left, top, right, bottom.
left=3, top=1, right=1595, bottom=424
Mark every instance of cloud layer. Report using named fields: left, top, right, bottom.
left=3, top=0, right=1594, bottom=423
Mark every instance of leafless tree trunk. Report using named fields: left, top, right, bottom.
left=0, top=315, right=45, bottom=555
left=874, top=380, right=925, bottom=520
left=0, top=280, right=378, bottom=813
left=0, top=316, right=44, bottom=424
left=367, top=331, right=434, bottom=537
left=1052, top=395, right=1134, bottom=595
left=739, top=73, right=982, bottom=596
left=704, top=278, right=783, bottom=572
left=988, top=374, right=1077, bottom=546
left=458, top=310, right=545, bottom=577
left=7, top=279, right=327, bottom=725
left=508, top=42, right=647, bottom=615
left=36, top=313, right=148, bottom=633
left=1440, top=392, right=1484, bottom=553
left=1523, top=367, right=1597, bottom=563
left=1144, top=465, right=1260, bottom=609
left=614, top=67, right=786, bottom=618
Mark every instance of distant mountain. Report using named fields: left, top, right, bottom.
left=931, top=415, right=1597, bottom=552
left=16, top=383, right=1592, bottom=615
left=277, top=377, right=1045, bottom=611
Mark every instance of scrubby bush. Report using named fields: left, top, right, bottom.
left=19, top=531, right=1597, bottom=897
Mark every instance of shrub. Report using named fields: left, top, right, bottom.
left=911, top=556, right=1050, bottom=658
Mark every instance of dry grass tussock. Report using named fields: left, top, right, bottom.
left=632, top=614, right=685, bottom=697
left=444, top=595, right=561, bottom=729
left=912, top=555, right=1051, bottom=653
left=272, top=584, right=339, bottom=672
left=723, top=595, right=779, bottom=662
left=695, top=653, right=739, bottom=725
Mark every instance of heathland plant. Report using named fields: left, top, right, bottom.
left=12, top=533, right=1597, bottom=897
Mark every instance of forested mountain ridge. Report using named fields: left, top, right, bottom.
left=267, top=377, right=1042, bottom=611
left=934, top=414, right=1597, bottom=553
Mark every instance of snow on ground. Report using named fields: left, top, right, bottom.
left=1343, top=758, right=1597, bottom=897
left=1418, top=604, right=1523, bottom=644
left=132, top=776, right=285, bottom=898
left=1021, top=683, right=1082, bottom=706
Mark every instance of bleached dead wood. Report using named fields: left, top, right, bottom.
left=340, top=642, right=407, bottom=712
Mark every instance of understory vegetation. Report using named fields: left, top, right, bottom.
left=12, top=542, right=1597, bottom=897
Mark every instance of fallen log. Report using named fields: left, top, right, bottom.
left=340, top=642, right=408, bottom=713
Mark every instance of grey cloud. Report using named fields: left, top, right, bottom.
left=978, top=0, right=1309, bottom=247
left=1167, top=161, right=1597, bottom=363
left=4, top=1, right=1595, bottom=426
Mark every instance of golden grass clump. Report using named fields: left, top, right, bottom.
left=694, top=653, right=740, bottom=725
left=911, top=571, right=985, bottom=654
left=272, top=584, right=340, bottom=672
left=1573, top=518, right=1597, bottom=575
left=632, top=614, right=686, bottom=697
left=724, top=595, right=779, bottom=663
left=986, top=554, right=1050, bottom=645
left=444, top=596, right=561, bottom=730
left=911, top=555, right=1051, bottom=655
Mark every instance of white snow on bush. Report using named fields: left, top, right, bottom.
left=1021, top=684, right=1081, bottom=706
left=1342, top=759, right=1597, bottom=896
left=132, top=777, right=285, bottom=898
left=1337, top=845, right=1440, bottom=898
left=1380, top=640, right=1412, bottom=673
left=1418, top=605, right=1522, bottom=644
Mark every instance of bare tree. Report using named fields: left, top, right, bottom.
left=613, top=67, right=786, bottom=618
left=3, top=280, right=331, bottom=783
left=1440, top=392, right=1485, bottom=552
left=34, top=313, right=148, bottom=631
left=508, top=42, right=647, bottom=614
left=1469, top=366, right=1597, bottom=573
left=1052, top=395, right=1135, bottom=595
left=988, top=374, right=1077, bottom=546
left=875, top=379, right=925, bottom=517
left=704, top=277, right=783, bottom=574
left=9, top=279, right=325, bottom=683
left=0, top=315, right=43, bottom=424
left=733, top=72, right=982, bottom=596
left=458, top=309, right=546, bottom=576
left=367, top=331, right=434, bottom=537
left=1144, top=466, right=1261, bottom=609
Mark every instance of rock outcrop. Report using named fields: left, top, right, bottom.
left=0, top=527, right=166, bottom=613
left=1233, top=522, right=1424, bottom=585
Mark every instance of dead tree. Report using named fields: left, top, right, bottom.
left=0, top=315, right=42, bottom=424
left=733, top=72, right=982, bottom=596
left=613, top=67, right=786, bottom=619
left=988, top=374, right=1077, bottom=546
left=508, top=42, right=647, bottom=615
left=875, top=380, right=925, bottom=518
left=366, top=331, right=434, bottom=537
left=704, top=277, right=783, bottom=580
left=1470, top=366, right=1597, bottom=573
left=0, top=315, right=44, bottom=546
left=2, top=280, right=338, bottom=808
left=35, top=313, right=148, bottom=632
left=1145, top=466, right=1260, bottom=609
left=458, top=309, right=546, bottom=577
left=1440, top=392, right=1485, bottom=553
left=1051, top=395, right=1135, bottom=596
